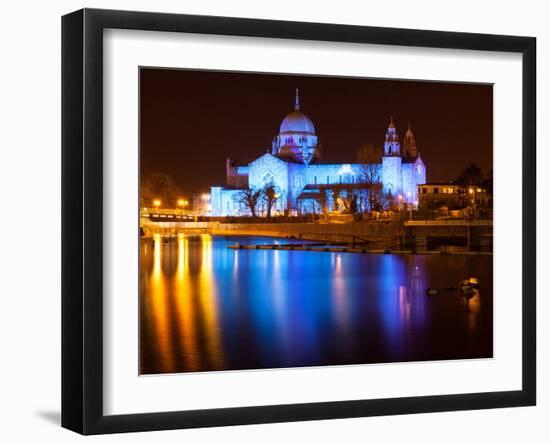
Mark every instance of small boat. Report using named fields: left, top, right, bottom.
left=459, top=278, right=480, bottom=300
left=426, top=277, right=480, bottom=298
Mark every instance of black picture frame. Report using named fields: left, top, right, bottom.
left=62, top=8, right=536, bottom=435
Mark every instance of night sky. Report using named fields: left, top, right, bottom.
left=140, top=68, right=492, bottom=194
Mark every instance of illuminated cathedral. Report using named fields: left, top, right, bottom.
left=210, top=90, right=426, bottom=216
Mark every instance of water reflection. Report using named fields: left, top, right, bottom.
left=149, top=235, right=174, bottom=373
left=140, top=235, right=493, bottom=374
left=173, top=235, right=199, bottom=371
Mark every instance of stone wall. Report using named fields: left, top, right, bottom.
left=142, top=218, right=401, bottom=244
left=213, top=222, right=401, bottom=243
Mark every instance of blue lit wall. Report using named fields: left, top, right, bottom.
left=249, top=154, right=290, bottom=211
left=381, top=156, right=402, bottom=197
left=211, top=154, right=426, bottom=216
left=210, top=187, right=248, bottom=216
left=211, top=186, right=223, bottom=215
left=287, top=162, right=307, bottom=206
left=401, top=163, right=414, bottom=203
left=410, top=157, right=426, bottom=204
left=306, top=163, right=371, bottom=186
left=414, top=156, right=427, bottom=200
left=211, top=155, right=425, bottom=215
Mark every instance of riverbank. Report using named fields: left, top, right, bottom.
left=226, top=242, right=492, bottom=256
left=141, top=219, right=401, bottom=245
left=141, top=218, right=492, bottom=253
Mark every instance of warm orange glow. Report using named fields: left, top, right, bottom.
left=177, top=199, right=188, bottom=207
left=153, top=199, right=162, bottom=207
left=149, top=235, right=174, bottom=372
left=172, top=235, right=200, bottom=371
left=197, top=234, right=225, bottom=369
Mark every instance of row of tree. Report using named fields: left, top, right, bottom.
left=140, top=172, right=184, bottom=208
left=454, top=163, right=493, bottom=193
left=239, top=183, right=279, bottom=218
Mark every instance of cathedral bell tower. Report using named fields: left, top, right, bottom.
left=402, top=121, right=418, bottom=158
left=383, top=116, right=401, bottom=156
left=381, top=116, right=403, bottom=197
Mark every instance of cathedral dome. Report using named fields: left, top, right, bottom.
left=280, top=110, right=316, bottom=135
left=279, top=89, right=316, bottom=135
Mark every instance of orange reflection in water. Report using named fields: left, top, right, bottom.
left=466, top=292, right=482, bottom=333
left=149, top=235, right=175, bottom=373
left=172, top=235, right=200, bottom=371
left=197, top=234, right=225, bottom=369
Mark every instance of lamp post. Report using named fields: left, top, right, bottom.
left=406, top=192, right=412, bottom=221
left=177, top=198, right=188, bottom=216
left=468, top=187, right=477, bottom=219
left=397, top=194, right=403, bottom=213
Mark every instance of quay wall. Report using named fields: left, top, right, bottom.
left=141, top=218, right=401, bottom=244
left=213, top=222, right=400, bottom=244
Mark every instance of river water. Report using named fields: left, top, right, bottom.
left=140, top=234, right=493, bottom=374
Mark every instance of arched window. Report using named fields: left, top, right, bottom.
left=262, top=171, right=275, bottom=186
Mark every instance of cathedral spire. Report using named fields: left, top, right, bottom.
left=403, top=121, right=417, bottom=158
left=295, top=88, right=300, bottom=110
left=384, top=115, right=400, bottom=156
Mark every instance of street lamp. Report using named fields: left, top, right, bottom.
left=153, top=199, right=161, bottom=208
left=468, top=187, right=477, bottom=219
left=177, top=199, right=188, bottom=217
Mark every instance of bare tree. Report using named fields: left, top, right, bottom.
left=262, top=183, right=279, bottom=218
left=314, top=188, right=329, bottom=222
left=342, top=186, right=359, bottom=214
left=357, top=144, right=382, bottom=211
left=381, top=191, right=397, bottom=211
left=240, top=187, right=262, bottom=217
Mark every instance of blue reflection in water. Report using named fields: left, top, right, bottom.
left=140, top=235, right=493, bottom=374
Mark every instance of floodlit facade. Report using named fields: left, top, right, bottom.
left=210, top=90, right=426, bottom=216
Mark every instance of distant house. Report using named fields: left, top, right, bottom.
left=418, top=183, right=491, bottom=210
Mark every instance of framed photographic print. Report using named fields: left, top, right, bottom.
left=62, top=8, right=536, bottom=435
